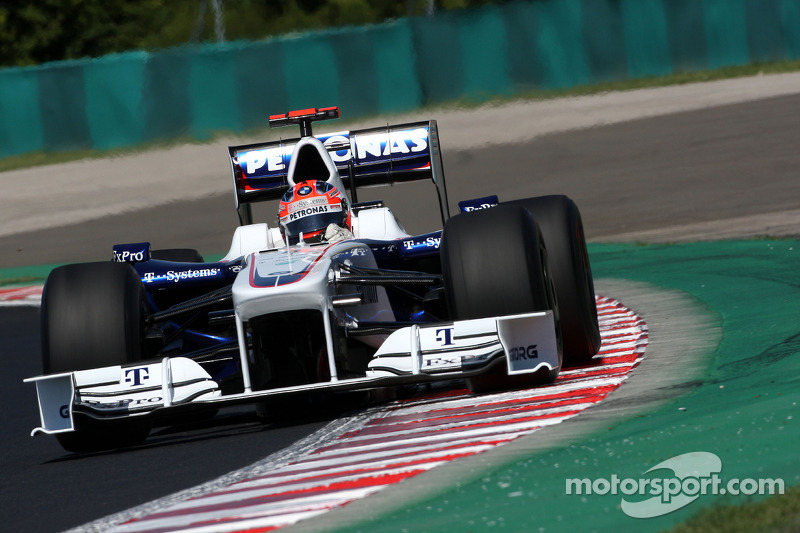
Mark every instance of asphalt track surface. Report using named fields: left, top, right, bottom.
left=1, top=306, right=342, bottom=533
left=3, top=86, right=800, bottom=268
left=2, top=82, right=800, bottom=532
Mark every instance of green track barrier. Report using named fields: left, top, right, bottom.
left=84, top=52, right=148, bottom=150
left=372, top=22, right=422, bottom=113
left=459, top=6, right=513, bottom=100
left=580, top=0, right=626, bottom=82
left=782, top=0, right=800, bottom=58
left=746, top=0, right=786, bottom=63
left=189, top=45, right=241, bottom=139
left=0, top=68, right=43, bottom=157
left=282, top=32, right=341, bottom=111
left=2, top=0, right=800, bottom=157
left=233, top=40, right=289, bottom=131
left=330, top=27, right=380, bottom=118
left=37, top=61, right=92, bottom=151
left=141, top=49, right=193, bottom=142
left=329, top=240, right=800, bottom=532
left=622, top=0, right=672, bottom=78
left=411, top=15, right=464, bottom=104
left=503, top=2, right=546, bottom=90
left=534, top=0, right=590, bottom=88
left=703, top=0, right=750, bottom=68
left=664, top=0, right=709, bottom=72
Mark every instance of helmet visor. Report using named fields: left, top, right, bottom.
left=281, top=203, right=344, bottom=243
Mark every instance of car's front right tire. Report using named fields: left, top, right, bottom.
left=41, top=261, right=152, bottom=452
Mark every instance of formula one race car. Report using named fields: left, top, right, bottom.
left=26, top=107, right=600, bottom=453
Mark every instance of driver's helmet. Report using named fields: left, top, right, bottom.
left=278, top=180, right=351, bottom=245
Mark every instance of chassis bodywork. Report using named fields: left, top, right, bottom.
left=27, top=109, right=567, bottom=443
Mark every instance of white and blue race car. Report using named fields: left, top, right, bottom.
left=27, top=107, right=600, bottom=453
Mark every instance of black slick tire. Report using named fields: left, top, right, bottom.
left=40, top=261, right=152, bottom=452
left=508, top=195, right=600, bottom=366
left=440, top=204, right=562, bottom=392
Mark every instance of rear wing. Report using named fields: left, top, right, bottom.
left=228, top=120, right=449, bottom=225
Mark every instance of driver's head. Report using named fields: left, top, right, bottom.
left=278, top=180, right=351, bottom=245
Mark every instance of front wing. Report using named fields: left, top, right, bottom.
left=26, top=312, right=557, bottom=436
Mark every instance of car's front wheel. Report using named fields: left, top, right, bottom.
left=507, top=195, right=600, bottom=366
left=41, top=262, right=152, bottom=452
left=440, top=204, right=562, bottom=392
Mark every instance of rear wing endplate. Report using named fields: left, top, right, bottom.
left=228, top=120, right=449, bottom=225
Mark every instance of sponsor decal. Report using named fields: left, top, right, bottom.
left=435, top=327, right=455, bottom=346
left=458, top=195, right=499, bottom=213
left=424, top=356, right=462, bottom=368
left=402, top=236, right=441, bottom=251
left=83, top=397, right=163, bottom=409
left=509, top=345, right=539, bottom=361
left=462, top=203, right=496, bottom=212
left=112, top=242, right=151, bottom=263
left=287, top=197, right=328, bottom=214
left=287, top=204, right=340, bottom=222
left=324, top=135, right=352, bottom=162
left=124, top=367, right=150, bottom=387
left=336, top=247, right=366, bottom=259
left=297, top=185, right=313, bottom=196
left=238, top=128, right=429, bottom=176
left=240, top=145, right=290, bottom=174
left=354, top=129, right=428, bottom=160
left=142, top=268, right=221, bottom=284
left=59, top=405, right=69, bottom=418
left=113, top=250, right=147, bottom=262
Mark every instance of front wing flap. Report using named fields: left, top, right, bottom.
left=25, top=312, right=557, bottom=436
left=366, top=311, right=559, bottom=377
left=24, top=358, right=221, bottom=436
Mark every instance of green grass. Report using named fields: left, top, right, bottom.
left=667, top=485, right=800, bottom=533
left=0, top=275, right=43, bottom=285
left=0, top=264, right=61, bottom=287
left=2, top=60, right=799, bottom=175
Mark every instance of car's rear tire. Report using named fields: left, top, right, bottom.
left=508, top=195, right=600, bottom=366
left=440, top=204, right=562, bottom=393
left=150, top=248, right=204, bottom=262
left=41, top=262, right=152, bottom=452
